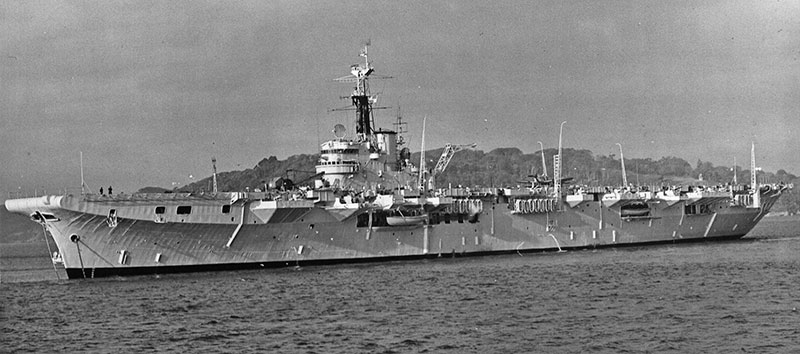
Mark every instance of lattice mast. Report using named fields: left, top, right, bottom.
left=750, top=142, right=761, bottom=208
left=553, top=121, right=566, bottom=200
left=331, top=45, right=376, bottom=142
left=331, top=44, right=393, bottom=144
left=211, top=157, right=218, bottom=194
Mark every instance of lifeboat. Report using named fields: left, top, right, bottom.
left=385, top=214, right=427, bottom=226
left=385, top=206, right=428, bottom=226
left=620, top=201, right=650, bottom=217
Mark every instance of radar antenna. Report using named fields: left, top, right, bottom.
left=333, top=124, right=347, bottom=139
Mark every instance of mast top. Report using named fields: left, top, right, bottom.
left=332, top=44, right=389, bottom=142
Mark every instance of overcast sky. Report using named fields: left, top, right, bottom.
left=2, top=0, right=798, bottom=195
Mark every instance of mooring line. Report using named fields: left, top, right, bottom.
left=35, top=212, right=61, bottom=281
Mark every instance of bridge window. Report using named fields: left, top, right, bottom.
left=221, top=205, right=231, bottom=214
left=177, top=206, right=192, bottom=215
left=155, top=206, right=165, bottom=214
left=321, top=148, right=360, bottom=154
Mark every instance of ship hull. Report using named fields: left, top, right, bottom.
left=4, top=189, right=784, bottom=279
left=63, top=233, right=750, bottom=279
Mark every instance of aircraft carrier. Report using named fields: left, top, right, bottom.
left=4, top=46, right=789, bottom=279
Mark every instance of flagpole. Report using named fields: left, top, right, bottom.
left=80, top=151, right=85, bottom=195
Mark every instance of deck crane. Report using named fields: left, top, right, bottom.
left=427, top=143, right=477, bottom=190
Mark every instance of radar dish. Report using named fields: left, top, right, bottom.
left=333, top=124, right=347, bottom=138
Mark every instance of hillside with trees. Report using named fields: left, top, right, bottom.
left=162, top=147, right=798, bottom=215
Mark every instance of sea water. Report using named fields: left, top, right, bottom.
left=2, top=216, right=799, bottom=353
